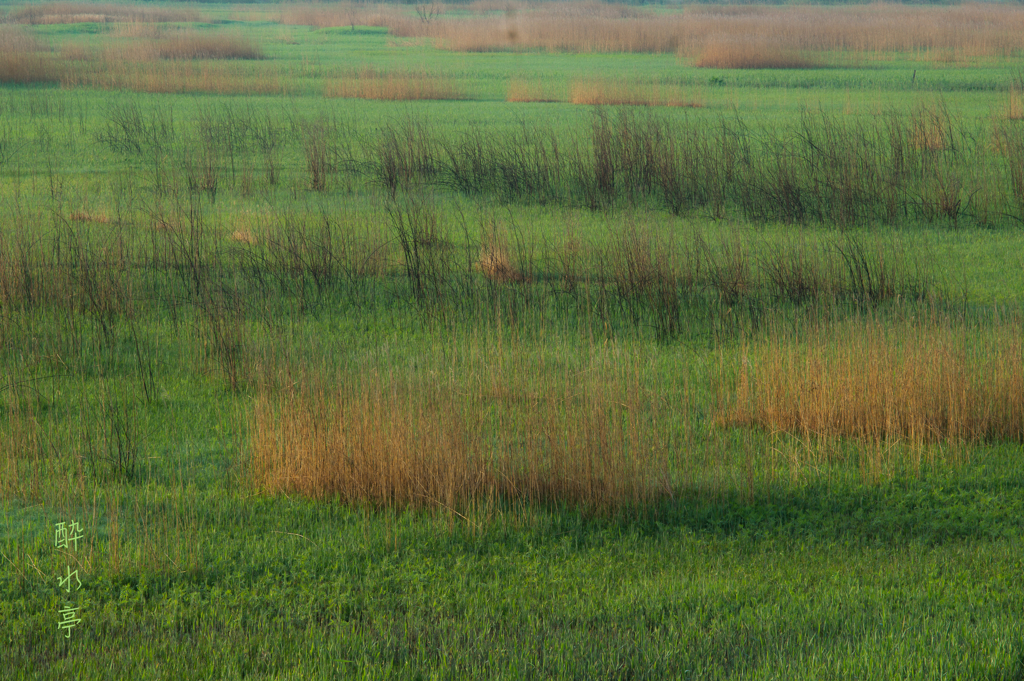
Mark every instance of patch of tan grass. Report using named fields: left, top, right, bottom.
left=2, top=23, right=266, bottom=90
left=375, top=2, right=1024, bottom=59
left=476, top=241, right=525, bottom=284
left=0, top=26, right=58, bottom=84
left=911, top=104, right=950, bottom=151
left=324, top=68, right=466, bottom=101
left=230, top=230, right=258, bottom=246
left=278, top=3, right=397, bottom=30
left=9, top=2, right=200, bottom=24
left=506, top=77, right=563, bottom=103
left=251, top=346, right=671, bottom=515
left=62, top=61, right=288, bottom=95
left=58, top=42, right=95, bottom=62
left=727, top=316, right=1024, bottom=445
left=695, top=41, right=818, bottom=70
left=69, top=210, right=112, bottom=224
left=1008, top=85, right=1024, bottom=122
left=154, top=33, right=263, bottom=61
left=569, top=79, right=704, bottom=107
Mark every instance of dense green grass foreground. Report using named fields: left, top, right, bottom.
left=3, top=3, right=1024, bottom=678
left=4, top=456, right=1024, bottom=679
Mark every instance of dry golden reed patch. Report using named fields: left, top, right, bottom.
left=278, top=3, right=397, bottom=30
left=0, top=26, right=57, bottom=84
left=910, top=104, right=951, bottom=151
left=3, top=22, right=266, bottom=90
left=569, top=79, right=704, bottom=107
left=62, top=61, right=288, bottom=95
left=152, top=33, right=263, bottom=61
left=506, top=77, right=563, bottom=103
left=230, top=230, right=258, bottom=246
left=251, top=354, right=670, bottom=514
left=695, top=41, right=818, bottom=70
left=8, top=2, right=199, bottom=24
left=727, top=317, right=1024, bottom=445
left=69, top=210, right=112, bottom=224
left=324, top=68, right=466, bottom=101
left=1007, top=86, right=1024, bottom=122
left=476, top=242, right=525, bottom=284
left=367, top=2, right=1024, bottom=59
left=88, top=31, right=263, bottom=62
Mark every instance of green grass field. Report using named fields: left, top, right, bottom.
left=2, top=3, right=1024, bottom=678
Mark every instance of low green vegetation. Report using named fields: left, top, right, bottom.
left=2, top=3, right=1023, bottom=678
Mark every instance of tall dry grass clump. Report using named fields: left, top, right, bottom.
left=0, top=27, right=58, bottom=84
left=324, top=68, right=466, bottom=101
left=476, top=228, right=526, bottom=283
left=506, top=77, right=563, bottom=103
left=728, top=316, right=1024, bottom=445
left=8, top=2, right=199, bottom=24
left=695, top=41, right=818, bottom=70
left=569, top=79, right=704, bottom=107
left=1006, top=85, right=1024, bottom=122
left=252, top=382, right=492, bottom=510
left=92, top=31, right=263, bottom=62
left=376, top=3, right=1024, bottom=59
left=251, top=346, right=671, bottom=515
left=154, top=33, right=263, bottom=61
left=62, top=62, right=287, bottom=95
left=278, top=3, right=397, bottom=30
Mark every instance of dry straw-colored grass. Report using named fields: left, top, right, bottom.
left=728, top=316, right=1024, bottom=445
left=324, top=68, right=466, bottom=101
left=152, top=33, right=263, bottom=61
left=251, top=351, right=670, bottom=514
left=694, top=41, right=818, bottom=70
left=2, top=23, right=267, bottom=91
left=8, top=2, right=199, bottom=24
left=569, top=79, right=704, bottom=107
left=911, top=104, right=951, bottom=151
left=90, top=31, right=263, bottom=62
left=230, top=230, right=258, bottom=247
left=69, top=210, right=112, bottom=224
left=1008, top=86, right=1024, bottom=122
left=506, top=77, right=564, bottom=103
left=355, top=2, right=1024, bottom=60
left=0, top=26, right=58, bottom=84
left=62, top=62, right=287, bottom=95
left=278, top=3, right=397, bottom=30
left=476, top=239, right=525, bottom=283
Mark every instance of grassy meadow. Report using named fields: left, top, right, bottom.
left=2, top=2, right=1024, bottom=678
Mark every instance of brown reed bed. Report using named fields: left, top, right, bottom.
left=89, top=31, right=263, bottom=62
left=476, top=229, right=526, bottom=284
left=363, top=2, right=1024, bottom=59
left=324, top=68, right=466, bottom=101
left=8, top=2, right=199, bottom=25
left=695, top=41, right=818, bottom=70
left=506, top=77, right=564, bottom=103
left=0, top=26, right=58, bottom=84
left=569, top=79, right=704, bottom=107
left=1008, top=85, right=1024, bottom=122
left=153, top=33, right=263, bottom=61
left=61, top=61, right=287, bottom=95
left=3, top=24, right=266, bottom=89
left=727, top=315, right=1024, bottom=446
left=251, top=347, right=671, bottom=515
left=330, top=71, right=461, bottom=102
left=277, top=3, right=397, bottom=30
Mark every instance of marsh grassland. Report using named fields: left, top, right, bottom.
left=2, top=2, right=1024, bottom=678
